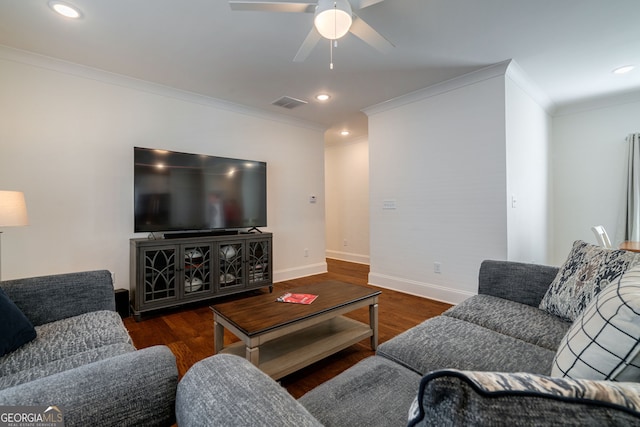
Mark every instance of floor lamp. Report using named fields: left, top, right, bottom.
left=0, top=191, right=29, bottom=281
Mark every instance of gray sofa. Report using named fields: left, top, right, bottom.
left=0, top=270, right=178, bottom=426
left=176, top=259, right=640, bottom=426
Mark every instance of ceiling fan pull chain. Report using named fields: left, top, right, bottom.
left=330, top=4, right=337, bottom=71
left=330, top=39, right=334, bottom=70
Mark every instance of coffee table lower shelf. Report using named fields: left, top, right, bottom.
left=218, top=316, right=373, bottom=380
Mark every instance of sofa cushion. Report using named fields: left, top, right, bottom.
left=1, top=270, right=116, bottom=327
left=478, top=260, right=559, bottom=307
left=444, top=294, right=571, bottom=351
left=552, top=265, right=640, bottom=381
left=407, top=369, right=640, bottom=426
left=0, top=342, right=134, bottom=390
left=539, top=240, right=640, bottom=321
left=377, top=316, right=555, bottom=376
left=0, top=288, right=36, bottom=356
left=0, top=310, right=131, bottom=377
left=0, top=346, right=178, bottom=427
left=299, top=355, right=421, bottom=427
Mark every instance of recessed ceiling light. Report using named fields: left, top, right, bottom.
left=315, top=93, right=331, bottom=102
left=340, top=130, right=350, bottom=136
left=48, top=1, right=82, bottom=19
left=613, top=65, right=635, bottom=75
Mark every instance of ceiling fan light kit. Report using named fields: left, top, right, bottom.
left=229, top=0, right=391, bottom=66
left=314, top=0, right=353, bottom=40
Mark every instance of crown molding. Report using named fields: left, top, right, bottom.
left=363, top=59, right=556, bottom=117
left=505, top=60, right=555, bottom=113
left=553, top=87, right=640, bottom=117
left=0, top=44, right=325, bottom=132
left=363, top=60, right=512, bottom=117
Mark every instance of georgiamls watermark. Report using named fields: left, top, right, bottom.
left=0, top=406, right=64, bottom=427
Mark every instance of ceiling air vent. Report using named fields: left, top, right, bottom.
left=271, top=96, right=308, bottom=109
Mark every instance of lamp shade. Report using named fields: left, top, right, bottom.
left=314, top=0, right=353, bottom=40
left=0, top=191, right=29, bottom=227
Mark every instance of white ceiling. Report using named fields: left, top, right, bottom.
left=1, top=0, right=639, bottom=144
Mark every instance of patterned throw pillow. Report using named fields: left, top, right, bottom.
left=551, top=265, right=640, bottom=381
left=538, top=240, right=640, bottom=321
left=407, top=369, right=640, bottom=426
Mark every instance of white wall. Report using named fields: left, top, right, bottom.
left=325, top=136, right=370, bottom=264
left=364, top=64, right=509, bottom=304
left=0, top=48, right=327, bottom=286
left=551, top=95, right=640, bottom=264
left=505, top=70, right=552, bottom=264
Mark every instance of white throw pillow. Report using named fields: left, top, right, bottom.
left=551, top=264, right=640, bottom=381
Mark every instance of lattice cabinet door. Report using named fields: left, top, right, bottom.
left=131, top=232, right=272, bottom=319
left=182, top=244, right=214, bottom=297
left=247, top=238, right=272, bottom=289
left=218, top=242, right=245, bottom=290
left=141, top=245, right=178, bottom=305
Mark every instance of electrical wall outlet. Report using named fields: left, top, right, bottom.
left=434, top=262, right=442, bottom=274
left=304, top=248, right=309, bottom=257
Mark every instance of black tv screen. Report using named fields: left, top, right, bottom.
left=134, top=147, right=267, bottom=233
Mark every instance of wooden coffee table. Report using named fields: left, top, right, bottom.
left=210, top=280, right=381, bottom=380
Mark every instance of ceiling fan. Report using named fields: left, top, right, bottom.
left=229, top=0, right=394, bottom=63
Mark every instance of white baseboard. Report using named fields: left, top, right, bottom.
left=325, top=250, right=370, bottom=265
left=368, top=272, right=475, bottom=305
left=273, top=262, right=327, bottom=283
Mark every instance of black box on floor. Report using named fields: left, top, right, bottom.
left=115, top=288, right=130, bottom=318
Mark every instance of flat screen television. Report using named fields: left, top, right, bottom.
left=134, top=147, right=267, bottom=233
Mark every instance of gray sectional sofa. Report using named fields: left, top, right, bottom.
left=0, top=270, right=178, bottom=426
left=176, top=256, right=640, bottom=426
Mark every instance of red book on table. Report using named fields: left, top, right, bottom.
left=276, top=293, right=318, bottom=304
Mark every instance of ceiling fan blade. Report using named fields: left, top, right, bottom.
left=293, top=27, right=322, bottom=62
left=349, top=0, right=384, bottom=10
left=229, top=1, right=316, bottom=13
left=349, top=14, right=394, bottom=53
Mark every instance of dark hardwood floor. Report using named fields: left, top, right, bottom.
left=123, top=259, right=452, bottom=398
